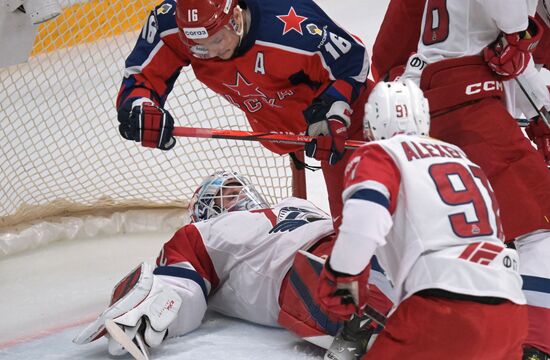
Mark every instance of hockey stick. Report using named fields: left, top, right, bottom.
left=105, top=319, right=149, bottom=360
left=514, top=77, right=550, bottom=129
left=173, top=126, right=366, bottom=149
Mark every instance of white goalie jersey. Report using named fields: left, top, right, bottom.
left=156, top=197, right=334, bottom=337
left=332, top=135, right=526, bottom=305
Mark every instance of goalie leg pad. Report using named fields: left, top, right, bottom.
left=278, top=238, right=393, bottom=347
left=278, top=238, right=342, bottom=341
left=74, top=262, right=182, bottom=353
left=74, top=262, right=155, bottom=344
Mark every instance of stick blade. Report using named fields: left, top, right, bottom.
left=104, top=319, right=149, bottom=360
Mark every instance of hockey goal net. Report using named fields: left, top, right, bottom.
left=0, top=0, right=305, bottom=256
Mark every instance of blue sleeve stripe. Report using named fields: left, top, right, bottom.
left=349, top=189, right=389, bottom=209
left=153, top=266, right=208, bottom=300
left=370, top=255, right=384, bottom=274
left=522, top=274, right=550, bottom=294
left=324, top=86, right=347, bottom=101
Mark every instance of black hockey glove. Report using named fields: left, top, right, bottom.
left=118, top=98, right=176, bottom=150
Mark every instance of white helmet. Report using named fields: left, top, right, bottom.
left=189, top=170, right=269, bottom=222
left=364, top=80, right=430, bottom=140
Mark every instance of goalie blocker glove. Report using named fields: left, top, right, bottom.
left=73, top=262, right=182, bottom=356
left=118, top=97, right=176, bottom=150
left=483, top=16, right=543, bottom=80
left=303, top=94, right=352, bottom=165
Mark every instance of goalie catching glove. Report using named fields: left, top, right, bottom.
left=303, top=94, right=352, bottom=165
left=483, top=16, right=543, bottom=80
left=73, top=262, right=182, bottom=356
left=118, top=98, right=176, bottom=150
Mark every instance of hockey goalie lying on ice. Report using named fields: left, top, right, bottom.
left=73, top=169, right=393, bottom=359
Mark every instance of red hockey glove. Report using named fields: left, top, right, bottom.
left=525, top=116, right=550, bottom=166
left=305, top=119, right=348, bottom=165
left=118, top=98, right=176, bottom=150
left=483, top=17, right=543, bottom=80
left=316, top=259, right=369, bottom=321
left=304, top=95, right=352, bottom=165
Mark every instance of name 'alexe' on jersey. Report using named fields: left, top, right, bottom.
left=344, top=135, right=525, bottom=305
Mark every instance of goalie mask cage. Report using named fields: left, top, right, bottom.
left=0, top=0, right=306, bottom=256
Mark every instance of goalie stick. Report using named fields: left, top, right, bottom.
left=105, top=319, right=150, bottom=360
left=173, top=126, right=366, bottom=149
left=514, top=77, right=550, bottom=129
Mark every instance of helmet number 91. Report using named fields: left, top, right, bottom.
left=395, top=104, right=408, bottom=118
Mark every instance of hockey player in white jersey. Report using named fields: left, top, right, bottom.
left=372, top=1, right=550, bottom=358
left=317, top=80, right=528, bottom=359
left=73, top=171, right=394, bottom=358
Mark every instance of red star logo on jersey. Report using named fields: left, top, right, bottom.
left=224, top=72, right=266, bottom=98
left=276, top=7, right=307, bottom=35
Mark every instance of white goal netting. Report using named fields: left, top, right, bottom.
left=0, top=0, right=296, bottom=256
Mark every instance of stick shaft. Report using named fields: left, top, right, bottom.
left=173, top=126, right=366, bottom=149
left=514, top=77, right=550, bottom=128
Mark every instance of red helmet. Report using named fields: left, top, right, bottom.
left=176, top=0, right=238, bottom=43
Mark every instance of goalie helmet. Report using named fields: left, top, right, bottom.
left=175, top=0, right=241, bottom=58
left=364, top=80, right=430, bottom=141
left=189, top=170, right=269, bottom=222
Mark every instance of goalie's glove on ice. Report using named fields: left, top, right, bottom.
left=525, top=115, right=550, bottom=166
left=73, top=262, right=182, bottom=356
left=303, top=94, right=351, bottom=165
left=483, top=16, right=543, bottom=80
left=316, top=258, right=369, bottom=321
left=118, top=97, right=176, bottom=150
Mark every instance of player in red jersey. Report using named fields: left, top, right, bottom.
left=115, top=0, right=373, bottom=220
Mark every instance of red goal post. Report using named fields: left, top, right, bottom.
left=0, top=0, right=306, bottom=256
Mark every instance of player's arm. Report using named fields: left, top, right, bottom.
left=371, top=0, right=425, bottom=81
left=301, top=4, right=369, bottom=106
left=153, top=224, right=219, bottom=334
left=481, top=0, right=543, bottom=79
left=317, top=144, right=400, bottom=320
left=286, top=2, right=369, bottom=164
left=116, top=0, right=191, bottom=150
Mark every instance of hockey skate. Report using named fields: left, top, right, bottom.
left=324, top=314, right=376, bottom=360
left=524, top=346, right=550, bottom=360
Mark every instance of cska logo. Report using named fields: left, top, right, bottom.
left=223, top=72, right=294, bottom=113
